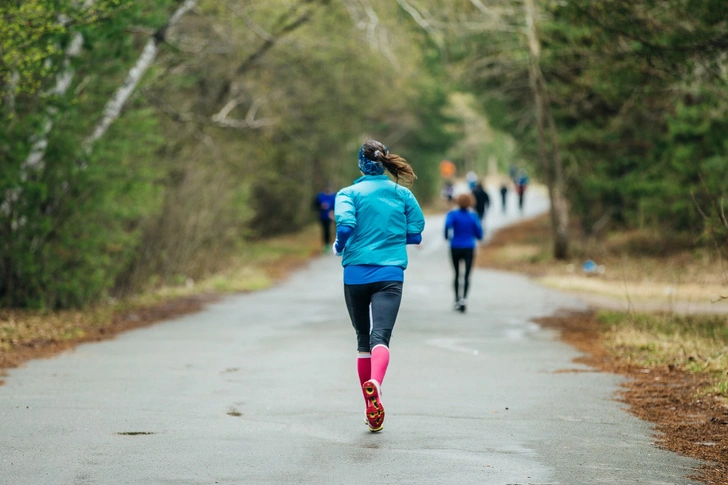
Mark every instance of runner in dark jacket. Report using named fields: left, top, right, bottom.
left=314, top=187, right=336, bottom=252
left=471, top=181, right=490, bottom=222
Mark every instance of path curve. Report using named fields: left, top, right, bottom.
left=0, top=187, right=702, bottom=484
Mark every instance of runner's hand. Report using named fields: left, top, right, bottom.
left=332, top=241, right=343, bottom=256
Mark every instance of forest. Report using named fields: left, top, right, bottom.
left=2, top=0, right=727, bottom=309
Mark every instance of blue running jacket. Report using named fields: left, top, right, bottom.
left=445, top=208, right=483, bottom=249
left=335, top=175, right=425, bottom=269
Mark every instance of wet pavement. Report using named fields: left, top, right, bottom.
left=0, top=188, right=703, bottom=484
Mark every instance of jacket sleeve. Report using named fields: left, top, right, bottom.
left=406, top=233, right=423, bottom=245
left=405, top=190, right=425, bottom=235
left=335, top=190, right=357, bottom=229
left=444, top=212, right=452, bottom=240
left=472, top=213, right=484, bottom=240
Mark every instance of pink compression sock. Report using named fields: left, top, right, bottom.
left=358, top=354, right=371, bottom=398
left=370, top=345, right=390, bottom=386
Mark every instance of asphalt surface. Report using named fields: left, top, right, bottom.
left=0, top=188, right=703, bottom=484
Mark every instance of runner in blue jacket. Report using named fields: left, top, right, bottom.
left=445, top=193, right=483, bottom=313
left=333, top=140, right=425, bottom=432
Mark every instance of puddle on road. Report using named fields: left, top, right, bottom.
left=504, top=322, right=541, bottom=340
left=227, top=407, right=242, bottom=417
left=552, top=368, right=598, bottom=374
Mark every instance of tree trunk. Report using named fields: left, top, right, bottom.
left=3, top=71, right=19, bottom=111
left=24, top=32, right=85, bottom=172
left=22, top=0, right=98, bottom=171
left=524, top=0, right=568, bottom=259
left=0, top=30, right=86, bottom=223
left=543, top=88, right=569, bottom=258
left=82, top=0, right=198, bottom=153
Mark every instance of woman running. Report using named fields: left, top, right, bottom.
left=445, top=193, right=483, bottom=313
left=333, top=140, right=425, bottom=432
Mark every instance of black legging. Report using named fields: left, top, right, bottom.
left=450, top=248, right=474, bottom=301
left=320, top=218, right=332, bottom=245
left=344, top=281, right=403, bottom=352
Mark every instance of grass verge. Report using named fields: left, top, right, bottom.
left=480, top=214, right=728, bottom=484
left=480, top=214, right=728, bottom=305
left=537, top=312, right=728, bottom=485
left=479, top=214, right=728, bottom=397
left=0, top=225, right=322, bottom=383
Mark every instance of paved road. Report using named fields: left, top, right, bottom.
left=1, top=188, right=702, bottom=484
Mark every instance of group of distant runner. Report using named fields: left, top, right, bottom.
left=313, top=143, right=529, bottom=433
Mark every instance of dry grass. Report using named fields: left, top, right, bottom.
left=0, top=225, right=322, bottom=381
left=597, top=311, right=728, bottom=398
left=479, top=215, right=728, bottom=304
left=133, top=224, right=322, bottom=302
left=537, top=312, right=728, bottom=485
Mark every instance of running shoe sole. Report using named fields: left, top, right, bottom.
left=362, top=379, right=384, bottom=432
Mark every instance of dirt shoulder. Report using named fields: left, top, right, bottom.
left=1, top=226, right=322, bottom=385
left=0, top=295, right=216, bottom=381
left=538, top=312, right=727, bottom=485
left=478, top=214, right=728, bottom=485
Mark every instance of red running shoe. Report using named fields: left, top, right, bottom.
left=362, top=379, right=384, bottom=432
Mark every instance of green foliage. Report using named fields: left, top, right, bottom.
left=440, top=0, right=728, bottom=253
left=1, top=103, right=164, bottom=308
left=543, top=0, right=728, bottom=244
left=0, top=0, right=124, bottom=97
left=0, top=1, right=174, bottom=308
left=1, top=0, right=459, bottom=308
left=4, top=0, right=728, bottom=309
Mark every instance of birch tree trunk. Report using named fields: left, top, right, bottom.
left=524, top=0, right=569, bottom=259
left=23, top=32, right=85, bottom=173
left=3, top=71, right=19, bottom=112
left=22, top=0, right=98, bottom=171
left=0, top=32, right=86, bottom=219
left=1, top=0, right=97, bottom=219
left=82, top=0, right=198, bottom=154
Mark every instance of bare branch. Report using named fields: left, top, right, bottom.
left=212, top=97, right=277, bottom=129
left=3, top=71, right=19, bottom=112
left=212, top=4, right=315, bottom=107
left=364, top=4, right=380, bottom=51
left=244, top=98, right=276, bottom=128
left=396, top=0, right=443, bottom=48
left=147, top=91, right=276, bottom=130
left=235, top=7, right=313, bottom=76
left=339, top=0, right=366, bottom=29
left=690, top=190, right=710, bottom=221
left=591, top=208, right=614, bottom=234
left=125, top=26, right=157, bottom=36
left=83, top=0, right=198, bottom=153
left=73, top=75, right=92, bottom=96
left=211, top=98, right=242, bottom=122
left=224, top=3, right=275, bottom=42
left=469, top=0, right=496, bottom=17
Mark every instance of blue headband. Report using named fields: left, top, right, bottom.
left=358, top=146, right=387, bottom=175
